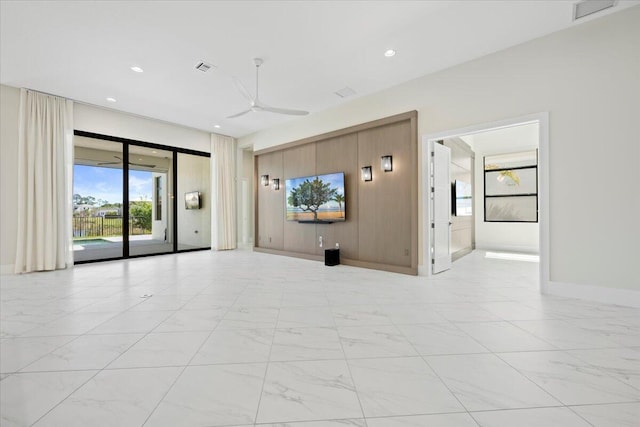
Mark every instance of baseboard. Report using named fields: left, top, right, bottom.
left=253, top=247, right=417, bottom=276
left=1, top=264, right=15, bottom=275
left=418, top=264, right=429, bottom=276
left=235, top=242, right=253, bottom=250
left=452, top=248, right=473, bottom=262
left=476, top=244, right=539, bottom=254
left=545, top=280, right=640, bottom=308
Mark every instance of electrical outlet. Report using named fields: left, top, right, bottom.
left=319, top=236, right=323, bottom=248
left=404, top=249, right=409, bottom=256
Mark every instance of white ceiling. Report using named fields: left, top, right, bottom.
left=2, top=1, right=637, bottom=138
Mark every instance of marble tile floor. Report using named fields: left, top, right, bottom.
left=1, top=250, right=639, bottom=426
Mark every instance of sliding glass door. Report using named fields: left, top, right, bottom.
left=128, top=145, right=174, bottom=257
left=73, top=137, right=124, bottom=262
left=72, top=131, right=211, bottom=263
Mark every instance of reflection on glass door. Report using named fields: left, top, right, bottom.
left=72, top=136, right=124, bottom=262
left=128, top=146, right=174, bottom=257
left=177, top=153, right=211, bottom=250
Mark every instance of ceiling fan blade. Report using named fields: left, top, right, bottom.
left=233, top=77, right=254, bottom=102
left=97, top=155, right=122, bottom=166
left=229, top=59, right=308, bottom=118
left=259, top=105, right=309, bottom=116
left=227, top=109, right=252, bottom=119
left=130, top=162, right=156, bottom=168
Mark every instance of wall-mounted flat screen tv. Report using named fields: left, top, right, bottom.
left=286, top=172, right=345, bottom=223
left=185, top=191, right=201, bottom=210
left=454, top=180, right=472, bottom=216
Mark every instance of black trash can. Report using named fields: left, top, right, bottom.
left=325, top=248, right=340, bottom=266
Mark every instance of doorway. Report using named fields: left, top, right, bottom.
left=422, top=113, right=549, bottom=293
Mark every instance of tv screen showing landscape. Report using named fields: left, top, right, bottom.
left=286, top=172, right=345, bottom=222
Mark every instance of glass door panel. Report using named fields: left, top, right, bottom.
left=177, top=153, right=211, bottom=250
left=128, top=145, right=174, bottom=257
left=72, top=137, right=124, bottom=262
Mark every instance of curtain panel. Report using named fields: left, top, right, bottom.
left=15, top=89, right=74, bottom=273
left=211, top=133, right=237, bottom=250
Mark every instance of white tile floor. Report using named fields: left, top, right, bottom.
left=1, top=250, right=639, bottom=426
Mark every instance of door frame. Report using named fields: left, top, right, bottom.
left=421, top=112, right=549, bottom=294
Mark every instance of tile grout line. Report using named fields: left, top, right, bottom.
left=382, top=305, right=474, bottom=421
left=250, top=286, right=284, bottom=425
left=139, top=285, right=240, bottom=426
left=329, top=284, right=369, bottom=426
left=19, top=287, right=181, bottom=426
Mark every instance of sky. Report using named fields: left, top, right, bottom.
left=73, top=165, right=153, bottom=205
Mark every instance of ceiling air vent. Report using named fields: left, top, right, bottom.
left=573, top=0, right=616, bottom=20
left=334, top=86, right=356, bottom=98
left=195, top=61, right=214, bottom=72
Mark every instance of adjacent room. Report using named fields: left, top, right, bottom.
left=1, top=2, right=639, bottom=427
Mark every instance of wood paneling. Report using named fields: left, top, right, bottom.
left=315, top=134, right=358, bottom=259
left=357, top=121, right=413, bottom=267
left=254, top=111, right=418, bottom=275
left=283, top=144, right=317, bottom=254
left=256, top=151, right=284, bottom=249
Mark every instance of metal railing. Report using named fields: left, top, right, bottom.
left=72, top=216, right=150, bottom=238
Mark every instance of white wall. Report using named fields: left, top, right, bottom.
left=239, top=8, right=640, bottom=292
left=75, top=103, right=210, bottom=153
left=463, top=123, right=540, bottom=254
left=0, top=85, right=20, bottom=273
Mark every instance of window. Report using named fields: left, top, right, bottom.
left=72, top=130, right=211, bottom=263
left=484, top=150, right=538, bottom=222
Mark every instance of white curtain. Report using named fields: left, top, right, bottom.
left=211, top=133, right=237, bottom=250
left=15, top=89, right=74, bottom=273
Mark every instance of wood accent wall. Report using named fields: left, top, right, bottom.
left=254, top=111, right=418, bottom=275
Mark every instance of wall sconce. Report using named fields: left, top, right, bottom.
left=271, top=178, right=280, bottom=190
left=261, top=175, right=269, bottom=186
left=381, top=155, right=393, bottom=172
left=361, top=166, right=372, bottom=182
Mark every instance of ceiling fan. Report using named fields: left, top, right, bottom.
left=227, top=58, right=309, bottom=119
left=97, top=156, right=156, bottom=168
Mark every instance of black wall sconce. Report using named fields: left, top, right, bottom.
left=271, top=178, right=280, bottom=190
left=261, top=174, right=269, bottom=186
left=361, top=166, right=372, bottom=182
left=381, top=155, right=393, bottom=172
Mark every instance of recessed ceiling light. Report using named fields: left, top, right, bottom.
left=384, top=49, right=396, bottom=58
left=213, top=125, right=221, bottom=129
left=106, top=97, right=117, bottom=103
left=130, top=66, right=144, bottom=73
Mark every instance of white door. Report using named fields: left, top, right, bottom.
left=432, top=142, right=451, bottom=274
